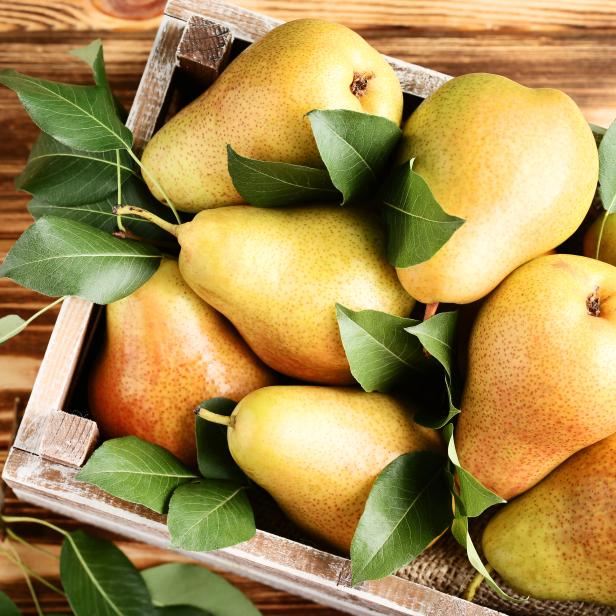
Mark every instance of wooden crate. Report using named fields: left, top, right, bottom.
left=2, top=2, right=501, bottom=614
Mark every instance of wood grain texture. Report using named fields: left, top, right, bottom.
left=1, top=0, right=616, bottom=614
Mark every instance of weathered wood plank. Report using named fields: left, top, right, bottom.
left=176, top=15, right=233, bottom=84
left=40, top=411, right=99, bottom=468
left=3, top=448, right=501, bottom=616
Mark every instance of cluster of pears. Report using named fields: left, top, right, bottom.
left=88, top=17, right=616, bottom=606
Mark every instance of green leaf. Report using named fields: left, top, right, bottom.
left=308, top=109, right=401, bottom=203
left=70, top=39, right=109, bottom=90
left=599, top=119, right=616, bottom=214
left=27, top=176, right=177, bottom=240
left=16, top=132, right=135, bottom=205
left=0, top=590, right=20, bottom=616
left=451, top=515, right=522, bottom=602
left=0, top=216, right=161, bottom=304
left=351, top=451, right=452, bottom=585
left=405, top=311, right=458, bottom=378
left=60, top=530, right=156, bottom=616
left=77, top=436, right=197, bottom=514
left=167, top=479, right=255, bottom=551
left=196, top=399, right=246, bottom=483
left=0, top=69, right=132, bottom=152
left=155, top=607, right=212, bottom=616
left=227, top=146, right=339, bottom=207
left=0, top=314, right=26, bottom=345
left=443, top=425, right=504, bottom=518
left=382, top=160, right=464, bottom=267
left=143, top=563, right=261, bottom=616
left=336, top=304, right=433, bottom=392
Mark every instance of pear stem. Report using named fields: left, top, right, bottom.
left=196, top=408, right=234, bottom=427
left=463, top=566, right=491, bottom=602
left=424, top=302, right=439, bottom=321
left=113, top=205, right=179, bottom=238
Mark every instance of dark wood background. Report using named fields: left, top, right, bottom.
left=1, top=0, right=615, bottom=613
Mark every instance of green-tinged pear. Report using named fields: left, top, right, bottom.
left=116, top=205, right=414, bottom=385
left=208, top=385, right=442, bottom=553
left=88, top=259, right=276, bottom=466
left=457, top=254, right=616, bottom=499
left=483, top=432, right=616, bottom=606
left=395, top=73, right=598, bottom=304
left=141, top=19, right=403, bottom=212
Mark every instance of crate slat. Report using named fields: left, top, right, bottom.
left=3, top=448, right=501, bottom=616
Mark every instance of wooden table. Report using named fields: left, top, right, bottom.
left=1, top=0, right=615, bottom=613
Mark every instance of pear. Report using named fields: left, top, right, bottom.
left=584, top=213, right=616, bottom=265
left=456, top=254, right=616, bottom=500
left=203, top=385, right=442, bottom=553
left=483, top=432, right=616, bottom=606
left=395, top=73, right=598, bottom=305
left=141, top=19, right=403, bottom=212
left=119, top=205, right=414, bottom=384
left=88, top=259, right=276, bottom=466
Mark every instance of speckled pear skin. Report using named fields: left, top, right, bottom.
left=176, top=205, right=414, bottom=384
left=456, top=254, right=616, bottom=500
left=483, top=432, right=616, bottom=606
left=88, top=259, right=276, bottom=466
left=395, top=73, right=598, bottom=304
left=227, top=386, right=443, bottom=553
left=141, top=19, right=403, bottom=212
left=584, top=213, right=616, bottom=265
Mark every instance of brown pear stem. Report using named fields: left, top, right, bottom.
left=424, top=302, right=439, bottom=321
left=113, top=205, right=179, bottom=238
left=196, top=408, right=234, bottom=428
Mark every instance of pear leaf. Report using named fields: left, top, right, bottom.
left=336, top=304, right=435, bottom=392
left=142, top=563, right=261, bottom=616
left=155, top=607, right=211, bottom=616
left=382, top=160, right=464, bottom=267
left=196, top=398, right=246, bottom=483
left=451, top=515, right=523, bottom=603
left=0, top=315, right=27, bottom=345
left=28, top=176, right=177, bottom=240
left=16, top=132, right=135, bottom=205
left=167, top=479, right=255, bottom=551
left=76, top=436, right=197, bottom=514
left=60, top=530, right=156, bottom=616
left=443, top=425, right=504, bottom=518
left=0, top=591, right=20, bottom=616
left=227, top=146, right=340, bottom=207
left=0, top=70, right=132, bottom=152
left=0, top=216, right=161, bottom=304
left=599, top=119, right=616, bottom=214
left=351, top=451, right=453, bottom=585
left=308, top=109, right=402, bottom=203
left=405, top=311, right=458, bottom=378
left=70, top=39, right=109, bottom=90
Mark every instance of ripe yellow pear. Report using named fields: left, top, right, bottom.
left=211, top=386, right=442, bottom=553
left=584, top=213, right=616, bottom=265
left=457, top=254, right=616, bottom=500
left=483, top=432, right=616, bottom=606
left=121, top=204, right=413, bottom=384
left=395, top=73, right=598, bottom=304
left=141, top=19, right=403, bottom=212
left=88, top=259, right=275, bottom=466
